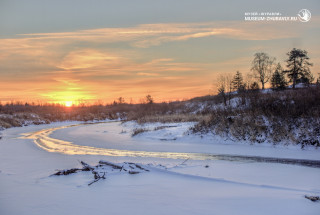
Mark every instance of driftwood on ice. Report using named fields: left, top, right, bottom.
left=52, top=160, right=150, bottom=186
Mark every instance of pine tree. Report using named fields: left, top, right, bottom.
left=284, top=48, right=313, bottom=88
left=271, top=63, right=287, bottom=90
left=232, top=71, right=244, bottom=91
left=297, top=70, right=314, bottom=86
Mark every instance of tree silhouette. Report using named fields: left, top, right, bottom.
left=284, top=48, right=313, bottom=88
left=217, top=75, right=227, bottom=105
left=118, top=97, right=125, bottom=104
left=271, top=63, right=287, bottom=90
left=232, top=71, right=244, bottom=91
left=217, top=74, right=232, bottom=106
left=251, top=52, right=275, bottom=89
left=145, top=95, right=154, bottom=104
left=250, top=82, right=259, bottom=91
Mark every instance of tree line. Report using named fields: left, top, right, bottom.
left=217, top=48, right=317, bottom=104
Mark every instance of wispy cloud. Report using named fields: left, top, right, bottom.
left=58, top=49, right=120, bottom=70
left=137, top=72, right=159, bottom=76
left=0, top=19, right=319, bottom=103
left=14, top=21, right=307, bottom=48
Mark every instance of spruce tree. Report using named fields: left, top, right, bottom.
left=232, top=71, right=244, bottom=91
left=271, top=63, right=287, bottom=90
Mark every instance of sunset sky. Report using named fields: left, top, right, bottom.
left=1, top=0, right=320, bottom=104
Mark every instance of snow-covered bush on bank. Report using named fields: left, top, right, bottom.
left=191, top=87, right=320, bottom=147
left=1, top=86, right=319, bottom=147
left=0, top=113, right=48, bottom=129
left=192, top=113, right=320, bottom=147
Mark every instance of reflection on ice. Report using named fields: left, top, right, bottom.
left=21, top=123, right=320, bottom=168
left=22, top=124, right=198, bottom=159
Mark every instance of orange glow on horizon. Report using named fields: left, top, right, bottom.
left=39, top=87, right=96, bottom=106
left=1, top=20, right=320, bottom=105
left=65, top=101, right=73, bottom=107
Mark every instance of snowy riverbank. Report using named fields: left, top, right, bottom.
left=0, top=121, right=319, bottom=215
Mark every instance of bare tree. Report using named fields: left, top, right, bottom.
left=251, top=52, right=275, bottom=89
left=216, top=74, right=233, bottom=106
left=243, top=72, right=255, bottom=91
left=217, top=75, right=227, bottom=105
left=145, top=95, right=154, bottom=104
left=118, top=97, right=125, bottom=104
left=226, top=74, right=233, bottom=105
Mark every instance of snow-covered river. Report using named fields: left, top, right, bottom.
left=23, top=122, right=320, bottom=168
left=1, top=121, right=320, bottom=215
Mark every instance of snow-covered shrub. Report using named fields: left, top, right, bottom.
left=132, top=128, right=150, bottom=136
left=192, top=87, right=320, bottom=146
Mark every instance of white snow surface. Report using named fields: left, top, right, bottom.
left=0, top=121, right=320, bottom=215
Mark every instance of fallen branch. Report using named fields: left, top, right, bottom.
left=88, top=171, right=106, bottom=186
left=52, top=160, right=150, bottom=186
left=180, top=158, right=190, bottom=166
left=128, top=171, right=140, bottom=174
left=126, top=162, right=150, bottom=172
left=171, top=158, right=190, bottom=169
left=99, top=160, right=122, bottom=169
left=80, top=161, right=94, bottom=171
left=305, top=195, right=320, bottom=202
left=53, top=168, right=82, bottom=176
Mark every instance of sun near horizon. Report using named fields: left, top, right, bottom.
left=64, top=101, right=73, bottom=107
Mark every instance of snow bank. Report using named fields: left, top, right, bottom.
left=0, top=122, right=319, bottom=215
